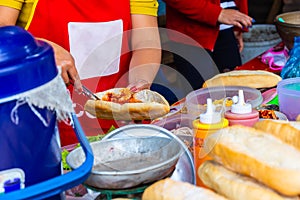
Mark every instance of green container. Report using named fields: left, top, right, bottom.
left=267, top=95, right=279, bottom=106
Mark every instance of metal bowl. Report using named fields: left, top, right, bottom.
left=275, top=11, right=300, bottom=50
left=102, top=124, right=196, bottom=185
left=66, top=130, right=183, bottom=189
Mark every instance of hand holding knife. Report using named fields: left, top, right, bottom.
left=69, top=79, right=100, bottom=100
left=81, top=84, right=101, bottom=100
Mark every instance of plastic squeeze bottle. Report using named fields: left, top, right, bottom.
left=192, top=98, right=228, bottom=187
left=225, top=90, right=259, bottom=127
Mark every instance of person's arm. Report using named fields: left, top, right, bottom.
left=127, top=14, right=161, bottom=91
left=232, top=0, right=250, bottom=52
left=217, top=9, right=252, bottom=29
left=163, top=0, right=252, bottom=28
left=234, top=30, right=243, bottom=52
left=163, top=0, right=222, bottom=26
left=0, top=5, right=20, bottom=26
left=0, top=4, right=82, bottom=91
left=38, top=38, right=82, bottom=90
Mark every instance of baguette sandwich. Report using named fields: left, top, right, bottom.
left=199, top=160, right=299, bottom=200
left=204, top=125, right=300, bottom=196
left=202, top=70, right=282, bottom=89
left=142, top=178, right=227, bottom=200
left=84, top=88, right=170, bottom=120
left=254, top=120, right=300, bottom=151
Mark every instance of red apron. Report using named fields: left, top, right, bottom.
left=27, top=0, right=132, bottom=146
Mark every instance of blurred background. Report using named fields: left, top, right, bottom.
left=248, top=0, right=300, bottom=24
left=153, top=0, right=300, bottom=104
left=157, top=0, right=300, bottom=64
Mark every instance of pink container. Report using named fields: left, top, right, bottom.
left=277, top=77, right=300, bottom=121
left=151, top=114, right=194, bottom=130
left=225, top=110, right=259, bottom=127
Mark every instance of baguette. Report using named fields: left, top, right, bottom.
left=297, top=115, right=300, bottom=121
left=202, top=70, right=282, bottom=88
left=84, top=88, right=170, bottom=120
left=254, top=120, right=300, bottom=151
left=141, top=178, right=227, bottom=200
left=204, top=125, right=300, bottom=196
left=199, top=160, right=299, bottom=200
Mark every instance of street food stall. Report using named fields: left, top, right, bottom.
left=63, top=23, right=300, bottom=198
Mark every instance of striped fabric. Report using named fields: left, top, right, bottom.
left=219, top=0, right=237, bottom=30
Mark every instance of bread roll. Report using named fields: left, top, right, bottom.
left=199, top=160, right=299, bottom=200
left=202, top=70, right=282, bottom=88
left=296, top=114, right=300, bottom=121
left=204, top=125, right=300, bottom=196
left=254, top=120, right=300, bottom=151
left=84, top=88, right=170, bottom=120
left=141, top=178, right=227, bottom=200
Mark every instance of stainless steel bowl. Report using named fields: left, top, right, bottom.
left=102, top=124, right=196, bottom=185
left=66, top=127, right=183, bottom=189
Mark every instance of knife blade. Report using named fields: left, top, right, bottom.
left=81, top=85, right=101, bottom=100
left=69, top=80, right=100, bottom=100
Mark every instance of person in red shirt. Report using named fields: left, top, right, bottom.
left=163, top=0, right=253, bottom=90
left=0, top=0, right=161, bottom=146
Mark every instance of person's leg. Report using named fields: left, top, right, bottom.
left=151, top=41, right=220, bottom=104
left=212, top=28, right=242, bottom=72
left=150, top=82, right=179, bottom=105
left=172, top=53, right=204, bottom=90
left=168, top=41, right=219, bottom=90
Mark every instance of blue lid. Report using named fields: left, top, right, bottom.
left=0, top=26, right=58, bottom=99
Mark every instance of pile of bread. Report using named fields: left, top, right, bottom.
left=141, top=120, right=300, bottom=200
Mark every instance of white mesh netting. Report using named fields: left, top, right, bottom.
left=1, top=72, right=74, bottom=127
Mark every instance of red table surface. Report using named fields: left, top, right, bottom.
left=235, top=42, right=285, bottom=75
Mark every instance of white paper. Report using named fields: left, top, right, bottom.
left=68, top=20, right=123, bottom=79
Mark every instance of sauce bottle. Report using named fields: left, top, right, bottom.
left=192, top=98, right=228, bottom=187
left=225, top=90, right=259, bottom=127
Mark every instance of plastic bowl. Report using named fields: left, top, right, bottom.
left=185, top=86, right=263, bottom=117
left=275, top=11, right=300, bottom=50
left=277, top=77, right=300, bottom=120
left=151, top=113, right=194, bottom=130
left=151, top=114, right=194, bottom=151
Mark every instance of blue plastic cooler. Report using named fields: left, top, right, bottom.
left=0, top=26, right=93, bottom=199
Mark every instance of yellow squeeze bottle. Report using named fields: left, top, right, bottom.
left=192, top=98, right=228, bottom=187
